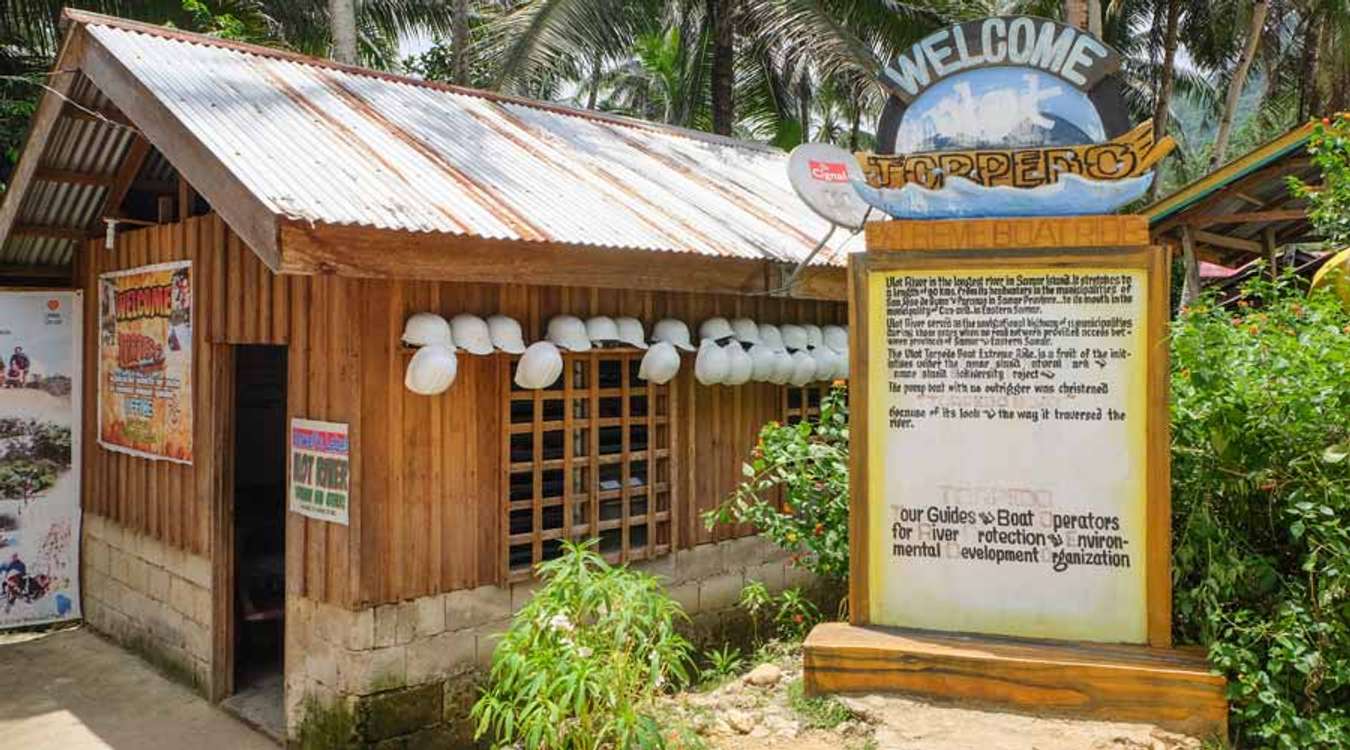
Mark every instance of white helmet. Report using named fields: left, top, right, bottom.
left=515, top=341, right=563, bottom=389
left=780, top=323, right=808, bottom=352
left=585, top=315, right=621, bottom=346
left=731, top=317, right=761, bottom=344
left=487, top=314, right=527, bottom=354
left=788, top=350, right=817, bottom=386
left=769, top=349, right=794, bottom=384
left=811, top=347, right=838, bottom=382
left=402, top=312, right=453, bottom=348
left=615, top=317, right=648, bottom=350
left=723, top=343, right=752, bottom=385
left=694, top=339, right=729, bottom=385
left=758, top=323, right=785, bottom=352
left=404, top=344, right=457, bottom=395
left=547, top=315, right=591, bottom=352
left=803, top=323, right=824, bottom=350
left=450, top=313, right=492, bottom=355
left=699, top=316, right=735, bottom=343
left=652, top=318, right=695, bottom=352
left=834, top=349, right=850, bottom=380
left=748, top=343, right=777, bottom=382
left=823, top=324, right=848, bottom=354
left=637, top=341, right=680, bottom=384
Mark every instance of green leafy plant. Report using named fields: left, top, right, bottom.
left=1171, top=273, right=1350, bottom=748
left=738, top=580, right=772, bottom=644
left=1290, top=115, right=1350, bottom=246
left=705, top=388, right=850, bottom=583
left=773, top=587, right=822, bottom=641
left=471, top=540, right=695, bottom=750
left=699, top=645, right=744, bottom=684
left=786, top=679, right=853, bottom=729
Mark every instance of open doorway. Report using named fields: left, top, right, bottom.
left=221, top=345, right=287, bottom=739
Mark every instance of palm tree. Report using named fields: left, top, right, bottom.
left=329, top=0, right=359, bottom=63
left=1210, top=0, right=1269, bottom=166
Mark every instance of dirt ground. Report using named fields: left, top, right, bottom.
left=0, top=626, right=275, bottom=750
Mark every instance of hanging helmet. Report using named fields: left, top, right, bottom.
left=694, top=339, right=729, bottom=385
left=730, top=317, right=761, bottom=345
left=547, top=315, right=591, bottom=352
left=637, top=341, right=680, bottom=384
left=515, top=341, right=563, bottom=389
left=811, top=347, right=838, bottom=382
left=758, top=323, right=786, bottom=352
left=723, top=342, right=752, bottom=385
left=404, top=344, right=457, bottom=395
left=699, top=316, right=735, bottom=343
left=450, top=313, right=493, bottom=355
left=834, top=349, right=850, bottom=380
left=487, top=314, right=527, bottom=354
left=615, top=317, right=648, bottom=350
left=651, top=318, right=695, bottom=352
left=401, top=312, right=453, bottom=348
left=585, top=315, right=621, bottom=346
left=780, top=324, right=809, bottom=352
left=748, top=343, right=777, bottom=382
left=803, top=323, right=824, bottom=350
left=823, top=324, right=848, bottom=354
left=788, top=350, right=816, bottom=386
left=769, top=349, right=795, bottom=384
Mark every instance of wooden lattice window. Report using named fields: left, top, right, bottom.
left=783, top=384, right=833, bottom=425
left=502, top=351, right=675, bottom=580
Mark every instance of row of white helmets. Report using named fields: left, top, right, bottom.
left=401, top=312, right=848, bottom=395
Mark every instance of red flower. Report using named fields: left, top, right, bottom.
left=793, top=614, right=804, bottom=624
left=813, top=523, right=825, bottom=536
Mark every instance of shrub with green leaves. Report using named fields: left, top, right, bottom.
left=471, top=541, right=694, bottom=749
left=1171, top=274, right=1349, bottom=748
left=705, top=388, right=849, bottom=583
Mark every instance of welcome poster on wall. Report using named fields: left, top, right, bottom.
left=98, top=261, right=193, bottom=464
left=0, top=291, right=82, bottom=629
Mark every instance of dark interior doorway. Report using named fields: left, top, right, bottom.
left=223, top=345, right=287, bottom=739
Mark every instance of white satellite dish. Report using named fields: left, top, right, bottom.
left=787, top=143, right=871, bottom=230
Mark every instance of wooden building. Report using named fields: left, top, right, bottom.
left=0, top=12, right=850, bottom=744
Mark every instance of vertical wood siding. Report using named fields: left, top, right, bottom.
left=81, top=214, right=845, bottom=608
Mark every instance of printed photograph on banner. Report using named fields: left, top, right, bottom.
left=98, top=261, right=193, bottom=463
left=289, top=419, right=350, bottom=525
left=0, top=291, right=82, bottom=629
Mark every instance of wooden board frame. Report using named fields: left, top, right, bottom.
left=846, top=215, right=1172, bottom=649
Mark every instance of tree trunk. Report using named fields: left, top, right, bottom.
left=451, top=0, right=469, bottom=85
left=1148, top=0, right=1182, bottom=201
left=1211, top=0, right=1269, bottom=168
left=586, top=56, right=602, bottom=110
left=1087, top=0, right=1103, bottom=37
left=848, top=97, right=861, bottom=152
left=709, top=0, right=736, bottom=135
left=328, top=0, right=359, bottom=64
left=1064, top=0, right=1089, bottom=29
left=797, top=73, right=811, bottom=143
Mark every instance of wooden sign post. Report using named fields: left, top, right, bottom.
left=803, top=215, right=1228, bottom=738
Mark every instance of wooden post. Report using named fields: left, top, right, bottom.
left=1180, top=225, right=1201, bottom=307
left=1264, top=226, right=1279, bottom=279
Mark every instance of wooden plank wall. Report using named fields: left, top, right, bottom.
left=82, top=214, right=845, bottom=609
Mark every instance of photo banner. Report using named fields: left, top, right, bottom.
left=289, top=419, right=350, bottom=525
left=98, top=261, right=193, bottom=464
left=0, top=291, right=82, bottom=629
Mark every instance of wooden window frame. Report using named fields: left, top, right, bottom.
left=501, top=349, right=675, bottom=581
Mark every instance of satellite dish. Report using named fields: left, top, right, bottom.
left=787, top=143, right=871, bottom=230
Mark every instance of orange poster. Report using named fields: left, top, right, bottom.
left=98, top=261, right=192, bottom=464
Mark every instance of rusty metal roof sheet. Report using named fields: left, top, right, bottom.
left=70, top=20, right=852, bottom=266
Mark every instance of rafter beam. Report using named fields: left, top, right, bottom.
left=35, top=167, right=115, bottom=186
left=12, top=223, right=90, bottom=241
left=97, top=136, right=151, bottom=224
left=61, top=100, right=132, bottom=128
left=1192, top=230, right=1263, bottom=254
left=1154, top=158, right=1311, bottom=235
left=1191, top=209, right=1306, bottom=228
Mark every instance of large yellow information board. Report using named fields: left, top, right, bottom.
left=864, top=266, right=1149, bottom=642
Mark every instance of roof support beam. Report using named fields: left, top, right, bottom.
left=61, top=100, right=133, bottom=128
left=278, top=220, right=847, bottom=300
left=98, top=136, right=151, bottom=224
left=35, top=167, right=115, bottom=186
left=0, top=263, right=71, bottom=280
left=1191, top=209, right=1307, bottom=228
left=13, top=223, right=90, bottom=241
left=1192, top=230, right=1262, bottom=254
left=1153, top=158, right=1311, bottom=235
left=1179, top=225, right=1200, bottom=308
left=77, top=29, right=281, bottom=270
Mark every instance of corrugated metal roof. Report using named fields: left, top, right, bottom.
left=70, top=20, right=850, bottom=266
